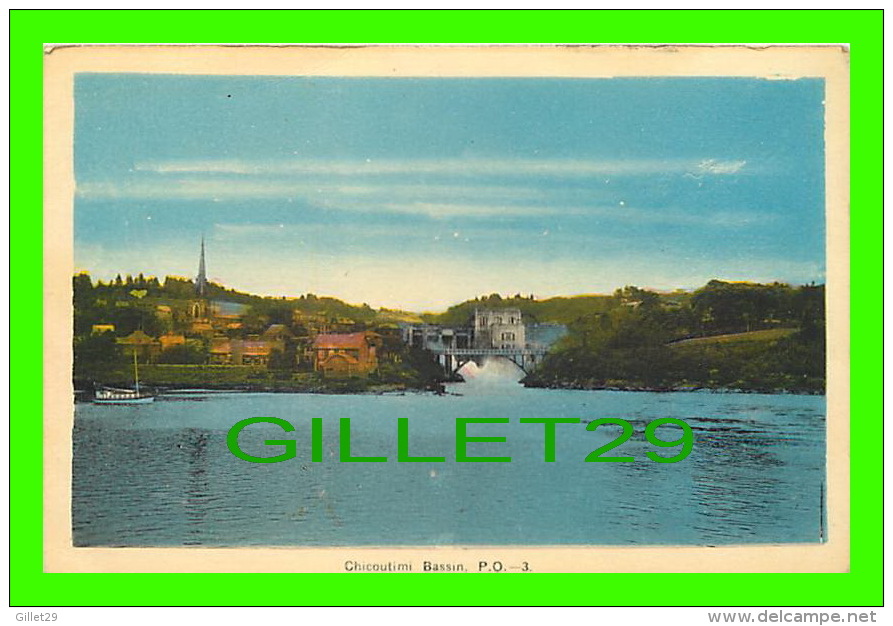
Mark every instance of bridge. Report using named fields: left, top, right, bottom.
left=429, top=346, right=548, bottom=375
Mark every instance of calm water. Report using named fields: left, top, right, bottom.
left=72, top=380, right=825, bottom=547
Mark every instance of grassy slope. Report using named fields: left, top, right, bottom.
left=665, top=328, right=823, bottom=393
left=668, top=327, right=797, bottom=347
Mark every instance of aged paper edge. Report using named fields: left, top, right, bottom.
left=43, top=44, right=850, bottom=574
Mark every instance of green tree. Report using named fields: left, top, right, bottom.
left=157, top=343, right=207, bottom=364
left=268, top=345, right=297, bottom=372
left=74, top=332, right=127, bottom=382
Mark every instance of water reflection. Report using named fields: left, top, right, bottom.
left=689, top=408, right=824, bottom=544
left=182, top=429, right=210, bottom=546
left=72, top=389, right=826, bottom=547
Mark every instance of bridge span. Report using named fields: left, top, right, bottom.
left=429, top=346, right=548, bottom=375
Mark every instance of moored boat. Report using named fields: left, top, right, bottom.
left=93, top=386, right=155, bottom=404
left=93, top=350, right=155, bottom=404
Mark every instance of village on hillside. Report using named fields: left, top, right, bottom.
left=73, top=240, right=570, bottom=393
left=73, top=239, right=826, bottom=395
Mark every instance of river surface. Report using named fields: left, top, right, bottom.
left=72, top=380, right=826, bottom=547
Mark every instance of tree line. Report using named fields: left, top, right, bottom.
left=524, top=280, right=825, bottom=393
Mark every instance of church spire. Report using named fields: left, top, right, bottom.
left=196, top=236, right=208, bottom=296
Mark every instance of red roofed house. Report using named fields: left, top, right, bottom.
left=312, top=332, right=380, bottom=376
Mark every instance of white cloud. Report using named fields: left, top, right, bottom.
left=697, top=159, right=747, bottom=174
left=318, top=200, right=595, bottom=219
left=78, top=156, right=754, bottom=215
left=77, top=176, right=766, bottom=225
left=77, top=179, right=322, bottom=200
left=77, top=154, right=763, bottom=229
left=133, top=156, right=749, bottom=179
left=76, top=177, right=550, bottom=205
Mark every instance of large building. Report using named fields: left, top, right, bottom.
left=401, top=323, right=472, bottom=352
left=401, top=308, right=550, bottom=352
left=473, top=308, right=525, bottom=350
left=399, top=308, right=563, bottom=375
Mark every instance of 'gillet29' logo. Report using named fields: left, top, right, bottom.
left=226, top=416, right=694, bottom=464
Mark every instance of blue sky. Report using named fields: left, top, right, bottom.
left=74, top=75, right=825, bottom=311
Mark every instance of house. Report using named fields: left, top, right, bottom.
left=211, top=300, right=247, bottom=320
left=239, top=340, right=273, bottom=366
left=312, top=332, right=380, bottom=376
left=117, top=330, right=161, bottom=362
left=159, top=332, right=186, bottom=351
left=293, top=311, right=329, bottom=332
left=209, top=337, right=234, bottom=365
left=91, top=323, right=115, bottom=335
left=189, top=320, right=215, bottom=336
left=208, top=336, right=274, bottom=366
left=261, top=324, right=294, bottom=349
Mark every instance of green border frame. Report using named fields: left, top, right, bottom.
left=11, top=9, right=882, bottom=607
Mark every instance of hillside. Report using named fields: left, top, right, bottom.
left=422, top=293, right=616, bottom=326
left=664, top=327, right=824, bottom=393
left=524, top=281, right=826, bottom=394
left=73, top=273, right=826, bottom=395
left=73, top=272, right=419, bottom=338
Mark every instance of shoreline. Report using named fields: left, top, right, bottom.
left=521, top=380, right=825, bottom=396
left=76, top=379, right=824, bottom=398
left=75, top=379, right=448, bottom=398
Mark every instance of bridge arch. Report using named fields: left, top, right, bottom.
left=432, top=346, right=547, bottom=377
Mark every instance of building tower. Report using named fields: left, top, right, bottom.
left=189, top=236, right=210, bottom=322
left=473, top=308, right=525, bottom=350
left=196, top=236, right=208, bottom=297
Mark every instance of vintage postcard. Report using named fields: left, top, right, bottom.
left=44, top=45, right=849, bottom=573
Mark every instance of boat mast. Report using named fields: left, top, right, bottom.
left=133, top=350, right=140, bottom=395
